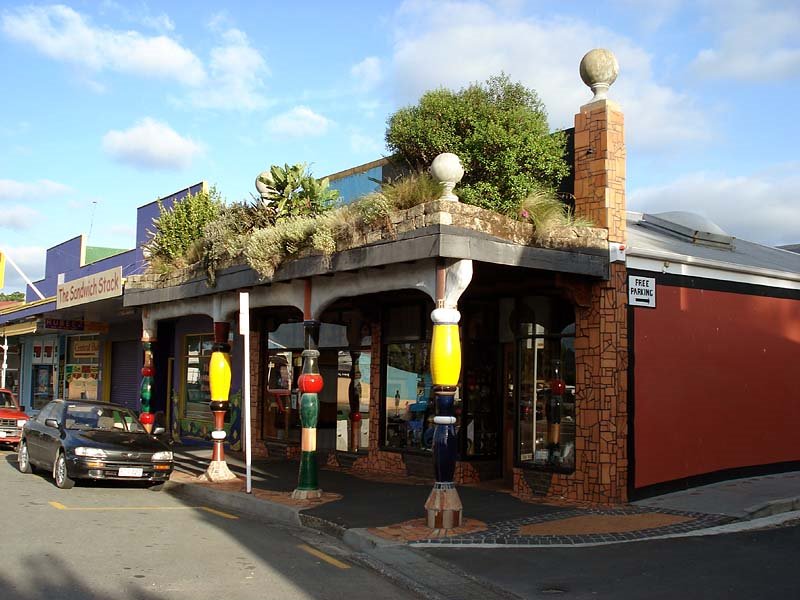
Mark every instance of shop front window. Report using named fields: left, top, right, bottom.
left=64, top=335, right=100, bottom=401
left=384, top=342, right=437, bottom=452
left=183, top=334, right=214, bottom=421
left=335, top=350, right=371, bottom=452
left=264, top=349, right=301, bottom=442
left=516, top=298, right=576, bottom=471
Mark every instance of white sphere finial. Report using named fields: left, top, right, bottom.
left=255, top=170, right=272, bottom=200
left=579, top=48, right=619, bottom=102
left=429, top=153, right=464, bottom=202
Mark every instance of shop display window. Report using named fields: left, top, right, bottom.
left=64, top=335, right=99, bottom=402
left=182, top=333, right=216, bottom=422
left=515, top=297, right=576, bottom=472
left=383, top=341, right=450, bottom=452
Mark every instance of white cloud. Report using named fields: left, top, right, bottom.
left=389, top=1, right=709, bottom=151
left=630, top=165, right=800, bottom=245
left=0, top=179, right=72, bottom=200
left=186, top=28, right=269, bottom=110
left=266, top=106, right=333, bottom=138
left=691, top=0, right=800, bottom=81
left=351, top=56, right=383, bottom=91
left=102, top=118, right=204, bottom=170
left=0, top=206, right=41, bottom=229
left=140, top=13, right=174, bottom=33
left=0, top=245, right=46, bottom=292
left=1, top=5, right=206, bottom=85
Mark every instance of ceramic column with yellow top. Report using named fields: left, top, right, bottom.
left=425, top=303, right=464, bottom=529
left=205, top=321, right=238, bottom=482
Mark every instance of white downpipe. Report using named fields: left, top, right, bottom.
left=239, top=292, right=252, bottom=494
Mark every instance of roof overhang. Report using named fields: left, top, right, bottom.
left=125, top=225, right=609, bottom=307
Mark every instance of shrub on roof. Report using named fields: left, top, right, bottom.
left=386, top=74, right=570, bottom=216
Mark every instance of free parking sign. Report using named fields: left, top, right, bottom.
left=628, top=276, right=656, bottom=308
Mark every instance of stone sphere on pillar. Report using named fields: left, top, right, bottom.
left=579, top=48, right=619, bottom=102
left=255, top=171, right=273, bottom=199
left=430, top=153, right=465, bottom=202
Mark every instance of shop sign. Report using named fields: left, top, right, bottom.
left=45, top=318, right=84, bottom=331
left=628, top=276, right=656, bottom=308
left=56, top=267, right=122, bottom=309
left=73, top=339, right=99, bottom=358
left=44, top=318, right=109, bottom=333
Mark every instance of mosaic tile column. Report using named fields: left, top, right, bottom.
left=139, top=341, right=155, bottom=433
left=205, top=321, right=237, bottom=482
left=293, top=321, right=323, bottom=499
left=424, top=304, right=463, bottom=529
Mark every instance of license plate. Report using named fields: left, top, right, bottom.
left=0, top=431, right=7, bottom=438
left=118, top=467, right=143, bottom=477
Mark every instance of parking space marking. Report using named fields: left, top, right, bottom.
left=298, top=544, right=351, bottom=570
left=48, top=501, right=238, bottom=520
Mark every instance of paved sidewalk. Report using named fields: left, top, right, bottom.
left=165, top=446, right=800, bottom=548
left=633, top=471, right=800, bottom=519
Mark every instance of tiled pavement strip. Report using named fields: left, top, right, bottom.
left=407, top=507, right=735, bottom=547
left=171, top=449, right=739, bottom=548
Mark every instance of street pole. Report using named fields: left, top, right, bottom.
left=239, top=292, right=252, bottom=494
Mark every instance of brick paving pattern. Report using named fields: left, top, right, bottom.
left=410, top=506, right=734, bottom=546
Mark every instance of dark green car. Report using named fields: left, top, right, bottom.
left=18, top=399, right=173, bottom=489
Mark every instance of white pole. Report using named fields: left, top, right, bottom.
left=0, top=247, right=45, bottom=300
left=239, top=292, right=252, bottom=494
left=1, top=334, right=7, bottom=389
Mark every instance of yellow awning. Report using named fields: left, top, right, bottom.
left=0, top=321, right=37, bottom=337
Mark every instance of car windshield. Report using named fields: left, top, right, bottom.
left=0, top=392, right=17, bottom=408
left=64, top=405, right=146, bottom=434
left=0, top=392, right=16, bottom=409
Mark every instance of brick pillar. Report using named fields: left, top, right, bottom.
left=571, top=77, right=628, bottom=502
left=573, top=99, right=626, bottom=244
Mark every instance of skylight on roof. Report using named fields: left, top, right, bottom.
left=640, top=211, right=735, bottom=250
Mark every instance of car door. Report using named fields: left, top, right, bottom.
left=38, top=402, right=64, bottom=470
left=26, top=402, right=54, bottom=464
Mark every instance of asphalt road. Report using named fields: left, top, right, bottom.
left=0, top=449, right=415, bottom=600
left=424, top=522, right=800, bottom=599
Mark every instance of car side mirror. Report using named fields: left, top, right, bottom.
left=153, top=426, right=166, bottom=435
left=44, top=418, right=60, bottom=429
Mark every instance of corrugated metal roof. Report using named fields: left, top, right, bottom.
left=627, top=211, right=800, bottom=278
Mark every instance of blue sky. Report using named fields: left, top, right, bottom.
left=1, top=0, right=799, bottom=291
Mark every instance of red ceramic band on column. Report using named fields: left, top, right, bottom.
left=298, top=373, right=323, bottom=394
left=140, top=412, right=155, bottom=425
left=214, top=322, right=230, bottom=344
left=141, top=366, right=154, bottom=377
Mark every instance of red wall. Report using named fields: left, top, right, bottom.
left=634, top=284, right=800, bottom=489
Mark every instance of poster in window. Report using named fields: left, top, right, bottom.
left=43, top=344, right=54, bottom=363
left=32, top=344, right=42, bottom=364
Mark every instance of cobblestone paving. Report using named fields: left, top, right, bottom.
left=411, top=506, right=736, bottom=546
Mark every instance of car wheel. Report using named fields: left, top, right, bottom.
left=18, top=440, right=32, bottom=474
left=53, top=452, right=75, bottom=489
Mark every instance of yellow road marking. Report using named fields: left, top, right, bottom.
left=298, top=544, right=351, bottom=570
left=48, top=501, right=238, bottom=519
left=198, top=506, right=239, bottom=520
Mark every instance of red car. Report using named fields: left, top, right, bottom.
left=0, top=389, right=28, bottom=448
